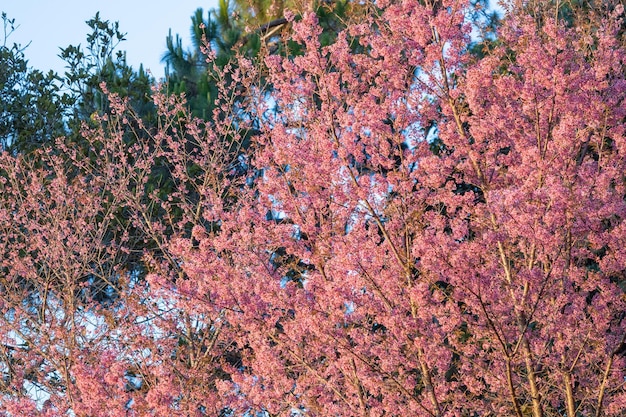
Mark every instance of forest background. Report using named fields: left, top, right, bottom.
left=0, top=0, right=626, bottom=416
left=1, top=0, right=218, bottom=78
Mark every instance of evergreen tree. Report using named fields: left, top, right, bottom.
left=0, top=13, right=69, bottom=153
left=161, top=0, right=359, bottom=119
left=59, top=12, right=155, bottom=130
left=162, top=1, right=256, bottom=119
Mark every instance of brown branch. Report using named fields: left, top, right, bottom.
left=596, top=333, right=626, bottom=417
left=241, top=17, right=289, bottom=44
left=258, top=17, right=288, bottom=33
left=506, top=357, right=524, bottom=417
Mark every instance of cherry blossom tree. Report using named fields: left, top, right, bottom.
left=0, top=0, right=625, bottom=416
left=183, top=1, right=625, bottom=415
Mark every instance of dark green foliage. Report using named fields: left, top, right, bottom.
left=0, top=13, right=69, bottom=153
left=161, top=0, right=357, bottom=119
left=162, top=1, right=260, bottom=119
left=59, top=12, right=155, bottom=128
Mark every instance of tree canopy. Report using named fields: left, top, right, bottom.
left=0, top=1, right=625, bottom=416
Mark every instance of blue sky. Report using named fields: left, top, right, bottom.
left=2, top=0, right=218, bottom=79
